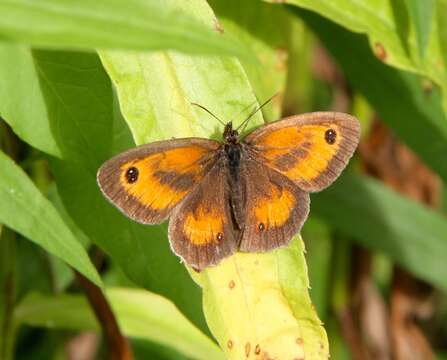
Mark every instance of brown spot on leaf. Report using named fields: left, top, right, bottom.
left=296, top=337, right=304, bottom=345
left=275, top=48, right=288, bottom=71
left=229, top=280, right=235, bottom=289
left=421, top=79, right=434, bottom=94
left=227, top=340, right=233, bottom=350
left=374, top=42, right=387, bottom=61
left=213, top=19, right=224, bottom=34
left=245, top=342, right=251, bottom=357
left=255, top=344, right=261, bottom=355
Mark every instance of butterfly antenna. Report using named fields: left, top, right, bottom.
left=191, top=102, right=226, bottom=126
left=236, top=93, right=278, bottom=132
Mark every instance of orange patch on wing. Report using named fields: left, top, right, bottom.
left=254, top=187, right=295, bottom=230
left=260, top=126, right=308, bottom=159
left=258, top=124, right=342, bottom=182
left=119, top=146, right=209, bottom=210
left=183, top=205, right=223, bottom=245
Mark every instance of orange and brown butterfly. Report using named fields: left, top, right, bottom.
left=97, top=102, right=360, bottom=270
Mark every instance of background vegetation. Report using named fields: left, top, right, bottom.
left=0, top=0, right=446, bottom=359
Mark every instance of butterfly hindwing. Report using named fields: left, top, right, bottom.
left=244, top=112, right=360, bottom=192
left=168, top=159, right=238, bottom=269
left=239, top=157, right=309, bottom=252
left=97, top=138, right=219, bottom=224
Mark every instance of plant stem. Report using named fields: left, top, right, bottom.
left=0, top=228, right=17, bottom=360
left=74, top=270, right=133, bottom=360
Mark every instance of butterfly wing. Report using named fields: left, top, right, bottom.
left=244, top=112, right=360, bottom=192
left=238, top=157, right=309, bottom=252
left=168, top=158, right=237, bottom=269
left=97, top=138, right=220, bottom=224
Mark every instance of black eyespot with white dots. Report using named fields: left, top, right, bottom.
left=217, top=232, right=223, bottom=241
left=258, top=223, right=265, bottom=232
left=325, top=129, right=337, bottom=144
left=125, top=167, right=139, bottom=183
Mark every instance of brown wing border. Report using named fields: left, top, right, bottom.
left=244, top=112, right=359, bottom=143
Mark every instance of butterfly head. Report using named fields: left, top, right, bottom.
left=223, top=122, right=239, bottom=144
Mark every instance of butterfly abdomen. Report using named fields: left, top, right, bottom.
left=224, top=143, right=246, bottom=233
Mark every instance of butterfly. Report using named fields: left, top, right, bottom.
left=97, top=105, right=360, bottom=270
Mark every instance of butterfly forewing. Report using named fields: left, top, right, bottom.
left=168, top=159, right=237, bottom=269
left=97, top=138, right=219, bottom=224
left=244, top=112, right=360, bottom=192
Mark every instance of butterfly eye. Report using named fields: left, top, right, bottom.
left=125, top=167, right=139, bottom=183
left=258, top=223, right=265, bottom=232
left=325, top=129, right=337, bottom=144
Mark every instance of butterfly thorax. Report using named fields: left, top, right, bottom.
left=223, top=122, right=239, bottom=144
left=222, top=122, right=242, bottom=173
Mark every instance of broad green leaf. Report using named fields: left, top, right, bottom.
left=404, top=0, right=434, bottom=58
left=312, top=174, right=447, bottom=292
left=0, top=150, right=101, bottom=286
left=0, top=0, right=252, bottom=60
left=13, top=288, right=224, bottom=360
left=283, top=18, right=316, bottom=113
left=269, top=0, right=447, bottom=112
left=296, top=8, right=447, bottom=183
left=101, top=0, right=328, bottom=357
left=100, top=0, right=264, bottom=143
left=438, top=0, right=447, bottom=70
left=301, top=217, right=332, bottom=318
left=0, top=46, right=206, bottom=330
left=131, top=339, right=190, bottom=360
left=0, top=45, right=60, bottom=157
left=208, top=0, right=290, bottom=120
left=190, top=237, right=329, bottom=359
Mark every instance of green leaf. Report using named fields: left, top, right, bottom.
left=14, top=288, right=224, bottom=360
left=191, top=237, right=329, bottom=359
left=99, top=51, right=263, bottom=145
left=404, top=0, right=434, bottom=58
left=0, top=0, right=252, bottom=60
left=312, top=174, right=447, bottom=292
left=208, top=0, right=291, bottom=120
left=0, top=43, right=207, bottom=331
left=301, top=217, right=332, bottom=318
left=269, top=0, right=447, bottom=112
left=296, top=8, right=447, bottom=183
left=0, top=150, right=101, bottom=286
left=0, top=44, right=61, bottom=157
left=101, top=0, right=328, bottom=357
left=438, top=0, right=447, bottom=69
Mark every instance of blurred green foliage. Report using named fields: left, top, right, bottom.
left=0, top=0, right=446, bottom=359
